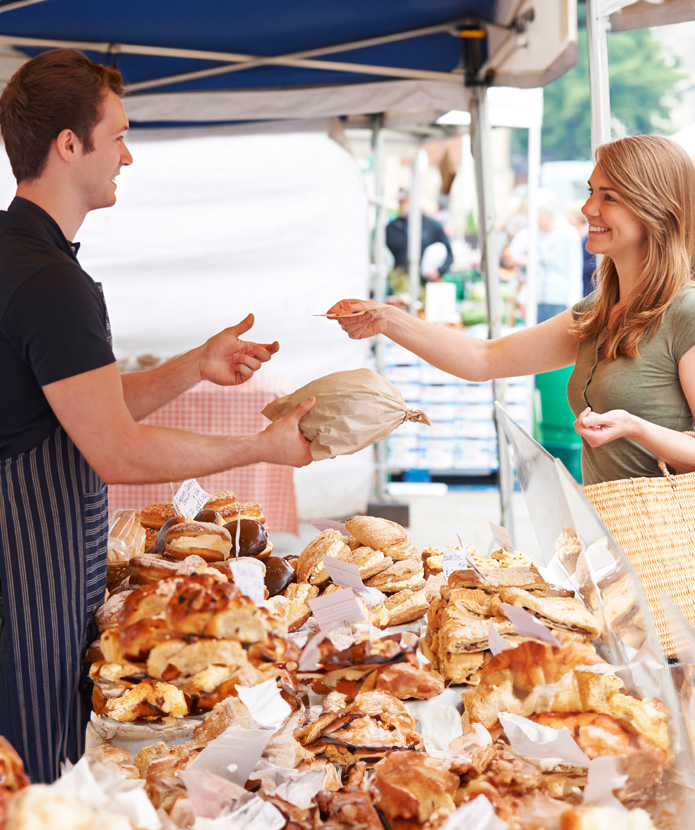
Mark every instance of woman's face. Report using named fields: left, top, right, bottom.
left=582, top=165, right=649, bottom=267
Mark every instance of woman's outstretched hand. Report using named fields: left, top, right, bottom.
left=325, top=299, right=392, bottom=339
left=574, top=406, right=634, bottom=447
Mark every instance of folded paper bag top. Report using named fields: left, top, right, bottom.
left=262, top=368, right=430, bottom=461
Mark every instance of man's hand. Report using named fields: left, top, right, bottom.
left=259, top=397, right=316, bottom=467
left=199, top=313, right=279, bottom=386
left=574, top=406, right=635, bottom=447
left=424, top=269, right=441, bottom=281
left=325, top=299, right=391, bottom=340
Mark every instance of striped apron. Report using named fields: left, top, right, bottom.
left=0, top=283, right=111, bottom=783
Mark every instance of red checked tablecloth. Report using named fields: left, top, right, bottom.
left=107, top=375, right=299, bottom=535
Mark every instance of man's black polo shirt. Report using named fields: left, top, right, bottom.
left=0, top=197, right=115, bottom=459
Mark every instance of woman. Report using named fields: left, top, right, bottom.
left=328, top=135, right=695, bottom=485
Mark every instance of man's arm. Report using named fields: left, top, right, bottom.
left=43, top=362, right=314, bottom=484
left=121, top=314, right=279, bottom=421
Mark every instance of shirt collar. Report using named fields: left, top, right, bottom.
left=8, top=196, right=81, bottom=259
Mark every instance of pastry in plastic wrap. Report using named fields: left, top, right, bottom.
left=262, top=368, right=430, bottom=460
left=490, top=587, right=601, bottom=640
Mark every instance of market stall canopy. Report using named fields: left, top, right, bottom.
left=0, top=0, right=576, bottom=128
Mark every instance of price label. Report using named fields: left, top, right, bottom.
left=308, top=588, right=364, bottom=630
left=174, top=479, right=210, bottom=519
left=489, top=522, right=514, bottom=552
left=500, top=603, right=561, bottom=648
left=230, top=558, right=265, bottom=605
left=322, top=555, right=366, bottom=592
left=488, top=623, right=511, bottom=655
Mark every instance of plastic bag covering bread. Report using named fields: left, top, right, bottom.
left=107, top=510, right=146, bottom=564
left=262, top=368, right=430, bottom=461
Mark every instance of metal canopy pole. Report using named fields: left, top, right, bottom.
left=371, top=114, right=389, bottom=503
left=586, top=0, right=612, bottom=158
left=469, top=84, right=515, bottom=538
left=407, top=140, right=425, bottom=315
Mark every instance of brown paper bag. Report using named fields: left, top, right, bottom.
left=262, top=368, right=430, bottom=461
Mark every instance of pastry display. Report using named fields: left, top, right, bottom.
left=1, top=500, right=686, bottom=830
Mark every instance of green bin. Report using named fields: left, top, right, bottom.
left=535, top=366, right=582, bottom=483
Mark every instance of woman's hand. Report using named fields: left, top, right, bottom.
left=574, top=406, right=636, bottom=447
left=325, top=299, right=392, bottom=339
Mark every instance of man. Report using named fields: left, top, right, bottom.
left=0, top=49, right=314, bottom=783
left=385, top=187, right=454, bottom=285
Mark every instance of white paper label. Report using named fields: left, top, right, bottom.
left=308, top=588, right=364, bottom=630
left=187, top=725, right=271, bottom=786
left=443, top=542, right=487, bottom=582
left=311, top=518, right=348, bottom=535
left=230, top=558, right=265, bottom=605
left=499, top=711, right=591, bottom=767
left=322, top=555, right=366, bottom=592
left=500, top=603, right=562, bottom=648
left=440, top=795, right=508, bottom=830
left=174, top=479, right=211, bottom=519
left=488, top=623, right=511, bottom=655
left=235, top=679, right=291, bottom=729
left=489, top=522, right=513, bottom=552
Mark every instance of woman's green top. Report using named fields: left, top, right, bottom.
left=567, top=287, right=695, bottom=485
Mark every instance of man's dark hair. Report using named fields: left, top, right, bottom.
left=0, top=48, right=124, bottom=183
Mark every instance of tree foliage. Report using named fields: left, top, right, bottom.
left=515, top=12, right=685, bottom=161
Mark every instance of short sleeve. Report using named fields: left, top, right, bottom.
left=671, top=289, right=695, bottom=364
left=3, top=264, right=115, bottom=385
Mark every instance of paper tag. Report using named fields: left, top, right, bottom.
left=178, top=768, right=246, bottom=819
left=488, top=623, right=511, bottom=655
left=583, top=755, right=630, bottom=810
left=308, top=588, right=364, bottom=630
left=443, top=539, right=487, bottom=582
left=489, top=522, right=513, bottom=552
left=174, top=479, right=210, bottom=519
left=230, top=558, right=265, bottom=605
left=187, top=725, right=271, bottom=786
left=440, top=795, right=508, bottom=830
left=235, top=679, right=291, bottom=729
left=500, top=603, right=562, bottom=648
left=322, top=555, right=367, bottom=592
left=499, top=712, right=591, bottom=767
left=311, top=518, right=348, bottom=535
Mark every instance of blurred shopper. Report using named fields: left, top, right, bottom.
left=0, top=49, right=314, bottom=783
left=386, top=187, right=454, bottom=286
left=567, top=201, right=597, bottom=296
left=328, top=136, right=695, bottom=487
left=506, top=189, right=583, bottom=322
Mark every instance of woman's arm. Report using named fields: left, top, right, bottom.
left=574, top=344, right=695, bottom=473
left=326, top=299, right=580, bottom=382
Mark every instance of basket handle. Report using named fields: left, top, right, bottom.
left=657, top=430, right=695, bottom=481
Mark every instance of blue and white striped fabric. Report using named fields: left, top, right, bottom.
left=0, top=425, right=108, bottom=782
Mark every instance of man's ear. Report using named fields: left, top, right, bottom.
left=55, top=129, right=79, bottom=163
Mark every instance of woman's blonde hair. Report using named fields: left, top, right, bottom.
left=573, top=134, right=695, bottom=359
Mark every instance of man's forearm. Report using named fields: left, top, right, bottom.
left=121, top=347, right=203, bottom=421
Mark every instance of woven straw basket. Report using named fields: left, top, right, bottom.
left=583, top=449, right=695, bottom=659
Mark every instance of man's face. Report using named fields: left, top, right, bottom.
left=398, top=195, right=409, bottom=216
left=74, top=89, right=132, bottom=212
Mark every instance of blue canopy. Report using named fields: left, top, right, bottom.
left=0, top=0, right=577, bottom=127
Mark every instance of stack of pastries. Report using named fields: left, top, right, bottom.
left=90, top=572, right=299, bottom=721
left=422, top=546, right=601, bottom=686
